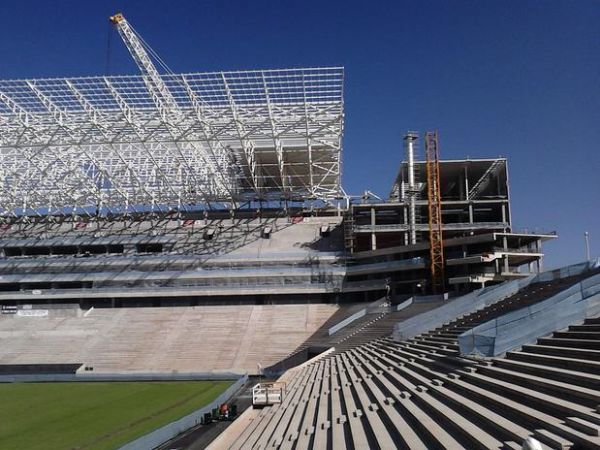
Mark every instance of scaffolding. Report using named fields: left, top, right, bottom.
left=425, top=131, right=445, bottom=293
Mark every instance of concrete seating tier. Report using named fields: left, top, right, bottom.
left=223, top=312, right=600, bottom=450
left=0, top=304, right=341, bottom=374
left=0, top=217, right=342, bottom=259
left=266, top=300, right=442, bottom=376
left=0, top=217, right=345, bottom=298
left=219, top=273, right=600, bottom=449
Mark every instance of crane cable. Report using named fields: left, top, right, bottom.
left=107, top=20, right=175, bottom=76
left=130, top=25, right=175, bottom=75
left=105, top=21, right=113, bottom=75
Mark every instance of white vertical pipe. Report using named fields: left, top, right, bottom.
left=585, top=231, right=590, bottom=261
left=405, top=132, right=417, bottom=245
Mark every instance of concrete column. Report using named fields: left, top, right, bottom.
left=501, top=203, right=507, bottom=224
left=370, top=207, right=377, bottom=251
left=464, top=166, right=470, bottom=201
left=403, top=206, right=409, bottom=245
left=503, top=236, right=509, bottom=273
left=468, top=204, right=474, bottom=224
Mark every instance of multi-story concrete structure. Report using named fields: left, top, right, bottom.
left=344, top=135, right=556, bottom=295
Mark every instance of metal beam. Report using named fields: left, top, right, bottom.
left=0, top=67, right=345, bottom=218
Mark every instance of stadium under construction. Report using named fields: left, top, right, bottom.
left=1, top=13, right=599, bottom=450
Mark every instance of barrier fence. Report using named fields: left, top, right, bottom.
left=459, top=271, right=600, bottom=357
left=392, top=258, right=599, bottom=343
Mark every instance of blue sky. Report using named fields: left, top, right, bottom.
left=0, top=0, right=597, bottom=268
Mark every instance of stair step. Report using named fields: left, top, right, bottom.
left=553, top=331, right=600, bottom=340
left=412, top=338, right=460, bottom=350
left=493, top=358, right=600, bottom=390
left=476, top=363, right=600, bottom=405
left=427, top=333, right=459, bottom=340
left=538, top=337, right=600, bottom=350
left=521, top=344, right=600, bottom=362
left=533, top=429, right=573, bottom=449
left=419, top=335, right=457, bottom=343
left=456, top=368, right=600, bottom=426
left=565, top=416, right=600, bottom=436
left=569, top=325, right=600, bottom=332
left=437, top=367, right=599, bottom=449
left=506, top=351, right=600, bottom=375
left=503, top=439, right=553, bottom=450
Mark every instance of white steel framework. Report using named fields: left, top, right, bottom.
left=0, top=67, right=344, bottom=218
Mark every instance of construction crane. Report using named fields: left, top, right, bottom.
left=425, top=131, right=445, bottom=294
left=109, top=13, right=179, bottom=120
left=108, top=12, right=235, bottom=206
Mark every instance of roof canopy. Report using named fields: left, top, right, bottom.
left=0, top=67, right=344, bottom=217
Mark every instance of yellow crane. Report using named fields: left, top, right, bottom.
left=425, top=131, right=445, bottom=294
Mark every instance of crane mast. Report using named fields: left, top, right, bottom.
left=425, top=131, right=445, bottom=294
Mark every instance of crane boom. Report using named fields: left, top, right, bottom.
left=109, top=12, right=237, bottom=204
left=109, top=13, right=178, bottom=119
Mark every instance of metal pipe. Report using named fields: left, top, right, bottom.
left=585, top=231, right=590, bottom=261
left=404, top=132, right=418, bottom=245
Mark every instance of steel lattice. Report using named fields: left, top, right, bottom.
left=0, top=67, right=344, bottom=217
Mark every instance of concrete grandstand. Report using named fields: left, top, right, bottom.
left=210, top=260, right=600, bottom=450
left=0, top=304, right=342, bottom=374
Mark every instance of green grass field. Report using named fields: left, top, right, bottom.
left=0, top=380, right=233, bottom=450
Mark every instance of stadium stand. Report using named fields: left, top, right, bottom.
left=0, top=304, right=344, bottom=374
left=277, top=298, right=443, bottom=359
left=212, top=266, right=600, bottom=449
left=0, top=216, right=351, bottom=304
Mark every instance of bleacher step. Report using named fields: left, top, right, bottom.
left=456, top=368, right=600, bottom=427
left=506, top=351, right=600, bottom=375
left=569, top=325, right=600, bottom=332
left=538, top=337, right=600, bottom=350
left=503, top=440, right=554, bottom=450
left=553, top=331, right=600, bottom=340
left=565, top=416, right=600, bottom=436
left=477, top=363, right=600, bottom=405
left=492, top=358, right=600, bottom=390
left=533, top=429, right=573, bottom=449
left=522, top=344, right=600, bottom=362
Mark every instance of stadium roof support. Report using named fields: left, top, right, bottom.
left=0, top=67, right=344, bottom=219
